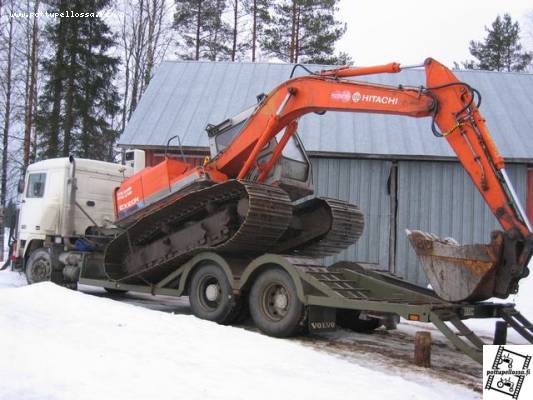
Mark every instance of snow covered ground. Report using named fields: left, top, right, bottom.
left=0, top=270, right=483, bottom=400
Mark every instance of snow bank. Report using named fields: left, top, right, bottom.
left=0, top=269, right=26, bottom=288
left=0, top=281, right=478, bottom=400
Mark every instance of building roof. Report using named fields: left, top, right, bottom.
left=119, top=60, right=533, bottom=162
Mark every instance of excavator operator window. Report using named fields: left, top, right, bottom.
left=277, top=133, right=309, bottom=182
left=215, top=119, right=247, bottom=152
left=279, top=133, right=305, bottom=163
left=207, top=106, right=256, bottom=158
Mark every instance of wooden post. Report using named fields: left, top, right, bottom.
left=414, top=331, right=431, bottom=367
left=493, top=321, right=508, bottom=345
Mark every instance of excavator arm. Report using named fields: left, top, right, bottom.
left=206, top=58, right=533, bottom=302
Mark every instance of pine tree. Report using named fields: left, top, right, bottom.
left=243, top=0, right=271, bottom=61
left=462, top=14, right=532, bottom=72
left=35, top=0, right=67, bottom=159
left=173, top=0, right=231, bottom=60
left=75, top=1, right=120, bottom=160
left=260, top=0, right=346, bottom=63
left=228, top=0, right=250, bottom=61
left=305, top=51, right=352, bottom=65
left=36, top=0, right=120, bottom=161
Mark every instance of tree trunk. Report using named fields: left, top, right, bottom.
left=121, top=10, right=132, bottom=130
left=195, top=0, right=202, bottom=60
left=231, top=0, right=238, bottom=61
left=1, top=8, right=14, bottom=261
left=289, top=0, right=296, bottom=63
left=128, top=0, right=146, bottom=119
left=23, top=0, right=40, bottom=169
left=48, top=4, right=68, bottom=158
left=62, top=50, right=77, bottom=156
left=294, top=4, right=300, bottom=63
left=251, top=0, right=256, bottom=61
left=143, top=0, right=157, bottom=89
left=30, top=70, right=38, bottom=164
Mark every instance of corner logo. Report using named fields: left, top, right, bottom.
left=484, top=345, right=532, bottom=399
left=352, top=92, right=362, bottom=102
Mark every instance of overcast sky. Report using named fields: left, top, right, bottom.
left=337, top=0, right=533, bottom=67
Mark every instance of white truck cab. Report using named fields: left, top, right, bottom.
left=16, top=157, right=132, bottom=282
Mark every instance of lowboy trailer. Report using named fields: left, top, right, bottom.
left=77, top=250, right=533, bottom=364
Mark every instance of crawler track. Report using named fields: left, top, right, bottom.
left=104, top=181, right=365, bottom=283
left=105, top=181, right=292, bottom=282
left=280, top=198, right=364, bottom=258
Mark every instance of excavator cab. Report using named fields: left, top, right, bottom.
left=206, top=106, right=314, bottom=200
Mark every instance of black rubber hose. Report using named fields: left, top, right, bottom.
left=289, top=64, right=317, bottom=78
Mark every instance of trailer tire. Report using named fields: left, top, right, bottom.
left=336, top=309, right=381, bottom=332
left=25, top=248, right=52, bottom=284
left=189, top=263, right=237, bottom=325
left=249, top=268, right=305, bottom=337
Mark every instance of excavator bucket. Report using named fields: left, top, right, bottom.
left=406, top=229, right=531, bottom=303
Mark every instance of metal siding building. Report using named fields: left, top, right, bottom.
left=119, top=61, right=533, bottom=285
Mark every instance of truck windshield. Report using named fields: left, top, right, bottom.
left=26, top=173, right=46, bottom=198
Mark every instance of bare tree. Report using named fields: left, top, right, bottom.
left=143, top=0, right=168, bottom=91
left=116, top=0, right=173, bottom=128
left=23, top=0, right=39, bottom=169
left=0, top=0, right=15, bottom=260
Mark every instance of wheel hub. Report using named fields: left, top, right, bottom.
left=32, top=258, right=51, bottom=282
left=263, top=283, right=290, bottom=321
left=205, top=283, right=220, bottom=302
left=273, top=291, right=288, bottom=309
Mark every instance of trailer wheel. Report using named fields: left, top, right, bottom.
left=249, top=268, right=305, bottom=337
left=25, top=248, right=52, bottom=284
left=189, top=263, right=237, bottom=325
left=336, top=309, right=381, bottom=332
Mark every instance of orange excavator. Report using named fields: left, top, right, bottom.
left=111, top=58, right=532, bottom=303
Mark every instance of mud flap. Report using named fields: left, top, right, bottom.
left=308, top=306, right=336, bottom=333
left=407, top=229, right=531, bottom=302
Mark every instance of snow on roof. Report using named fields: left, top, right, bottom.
left=119, top=60, right=533, bottom=162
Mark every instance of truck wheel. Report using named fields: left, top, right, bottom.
left=189, top=263, right=237, bottom=325
left=249, top=268, right=305, bottom=337
left=25, top=248, right=52, bottom=284
left=336, top=309, right=381, bottom=332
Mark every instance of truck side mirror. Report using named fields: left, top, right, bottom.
left=17, top=178, right=25, bottom=194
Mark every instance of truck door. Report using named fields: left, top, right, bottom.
left=19, top=170, right=61, bottom=239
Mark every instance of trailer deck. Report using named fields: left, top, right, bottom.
left=79, top=251, right=533, bottom=364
